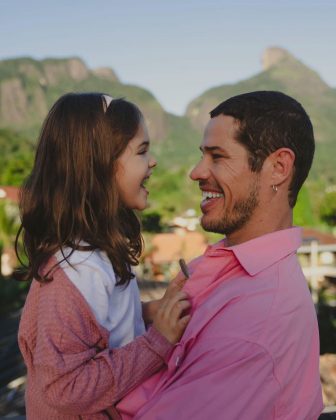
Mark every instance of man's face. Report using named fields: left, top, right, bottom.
left=190, top=115, right=261, bottom=235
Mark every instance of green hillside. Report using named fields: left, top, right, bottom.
left=0, top=50, right=335, bottom=228
left=0, top=128, right=34, bottom=186
left=0, top=56, right=202, bottom=222
left=0, top=57, right=168, bottom=142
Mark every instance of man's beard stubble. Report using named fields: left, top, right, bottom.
left=201, top=179, right=260, bottom=236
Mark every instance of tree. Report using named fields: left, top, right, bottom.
left=293, top=185, right=317, bottom=226
left=141, top=211, right=163, bottom=233
left=0, top=128, right=34, bottom=186
left=320, top=190, right=336, bottom=227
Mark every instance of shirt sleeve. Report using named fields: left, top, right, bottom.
left=134, top=336, right=279, bottom=420
left=19, top=267, right=173, bottom=416
left=60, top=257, right=113, bottom=328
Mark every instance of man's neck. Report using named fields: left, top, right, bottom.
left=225, top=210, right=293, bottom=247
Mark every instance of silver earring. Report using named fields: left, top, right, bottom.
left=272, top=185, right=278, bottom=192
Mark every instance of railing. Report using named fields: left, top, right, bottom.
left=298, top=242, right=336, bottom=304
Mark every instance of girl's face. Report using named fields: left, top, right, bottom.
left=116, top=121, right=157, bottom=210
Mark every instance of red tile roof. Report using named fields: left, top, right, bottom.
left=150, top=230, right=208, bottom=264
left=0, top=186, right=20, bottom=203
left=149, top=228, right=336, bottom=265
left=302, top=228, right=336, bottom=245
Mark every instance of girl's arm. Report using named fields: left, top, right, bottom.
left=142, top=299, right=160, bottom=325
left=19, top=271, right=189, bottom=416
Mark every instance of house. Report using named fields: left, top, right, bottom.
left=141, top=229, right=208, bottom=281
left=150, top=229, right=207, bottom=264
left=0, top=186, right=19, bottom=203
left=302, top=228, right=336, bottom=246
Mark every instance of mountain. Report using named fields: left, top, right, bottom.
left=0, top=50, right=335, bottom=226
left=0, top=57, right=169, bottom=142
left=0, top=56, right=201, bottom=220
left=185, top=47, right=336, bottom=178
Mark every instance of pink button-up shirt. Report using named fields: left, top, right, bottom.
left=118, top=227, right=323, bottom=420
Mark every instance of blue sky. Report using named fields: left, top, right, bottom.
left=0, top=0, right=335, bottom=114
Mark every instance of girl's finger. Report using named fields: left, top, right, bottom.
left=178, top=314, right=191, bottom=327
left=178, top=259, right=190, bottom=279
left=165, top=273, right=186, bottom=297
left=162, top=291, right=189, bottom=318
left=169, top=299, right=191, bottom=322
left=171, top=272, right=187, bottom=290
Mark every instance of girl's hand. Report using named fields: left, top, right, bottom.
left=153, top=288, right=191, bottom=344
left=164, top=270, right=188, bottom=297
left=142, top=271, right=188, bottom=324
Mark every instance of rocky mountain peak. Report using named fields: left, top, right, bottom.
left=92, top=67, right=119, bottom=82
left=262, top=47, right=293, bottom=70
left=66, top=58, right=89, bottom=81
left=0, top=56, right=168, bottom=140
left=41, top=57, right=89, bottom=85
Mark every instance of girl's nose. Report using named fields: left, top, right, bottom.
left=149, top=155, right=157, bottom=168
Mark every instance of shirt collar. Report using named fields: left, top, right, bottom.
left=205, top=227, right=302, bottom=276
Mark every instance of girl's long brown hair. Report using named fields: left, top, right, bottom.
left=15, top=93, right=143, bottom=286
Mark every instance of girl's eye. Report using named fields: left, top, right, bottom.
left=138, top=149, right=148, bottom=155
left=212, top=154, right=223, bottom=160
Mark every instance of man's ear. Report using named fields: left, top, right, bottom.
left=267, top=148, right=295, bottom=186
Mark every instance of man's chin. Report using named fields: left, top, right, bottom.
left=200, top=216, right=227, bottom=235
left=200, top=214, right=245, bottom=236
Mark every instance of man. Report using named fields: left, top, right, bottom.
left=117, top=91, right=323, bottom=419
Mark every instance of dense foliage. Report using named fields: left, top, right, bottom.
left=320, top=190, right=336, bottom=227
left=0, top=129, right=34, bottom=186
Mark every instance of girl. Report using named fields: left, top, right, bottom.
left=17, top=93, right=191, bottom=419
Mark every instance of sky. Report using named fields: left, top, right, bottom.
left=0, top=0, right=335, bottom=115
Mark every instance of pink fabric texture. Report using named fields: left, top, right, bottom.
left=18, top=257, right=173, bottom=419
left=118, top=227, right=323, bottom=419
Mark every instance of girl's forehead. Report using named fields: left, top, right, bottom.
left=136, top=120, right=150, bottom=140
left=128, top=123, right=150, bottom=148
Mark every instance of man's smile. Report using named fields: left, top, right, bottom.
left=201, top=190, right=224, bottom=211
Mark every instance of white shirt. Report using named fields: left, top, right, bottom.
left=55, top=247, right=146, bottom=349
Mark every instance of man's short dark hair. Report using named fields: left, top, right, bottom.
left=210, top=91, right=315, bottom=207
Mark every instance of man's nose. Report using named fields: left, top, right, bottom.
left=189, top=159, right=209, bottom=181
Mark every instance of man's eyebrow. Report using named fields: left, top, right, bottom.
left=200, top=145, right=226, bottom=152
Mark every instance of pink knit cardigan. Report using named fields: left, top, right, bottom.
left=18, top=257, right=173, bottom=419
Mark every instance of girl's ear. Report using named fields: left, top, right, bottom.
left=267, top=147, right=296, bottom=187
